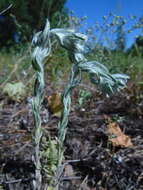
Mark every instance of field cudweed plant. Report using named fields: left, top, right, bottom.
left=31, top=19, right=129, bottom=190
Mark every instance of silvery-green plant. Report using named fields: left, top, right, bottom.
left=31, top=20, right=51, bottom=190
left=31, top=19, right=129, bottom=189
left=50, top=28, right=129, bottom=167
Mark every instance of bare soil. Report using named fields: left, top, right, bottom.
left=0, top=81, right=143, bottom=190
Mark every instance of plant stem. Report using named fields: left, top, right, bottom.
left=31, top=19, right=51, bottom=190
left=58, top=64, right=81, bottom=165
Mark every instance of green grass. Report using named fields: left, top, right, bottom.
left=0, top=45, right=33, bottom=92
left=1, top=46, right=143, bottom=87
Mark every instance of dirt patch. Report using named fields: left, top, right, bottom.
left=0, top=83, right=143, bottom=189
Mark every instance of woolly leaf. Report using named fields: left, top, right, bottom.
left=32, top=19, right=51, bottom=66
left=51, top=29, right=87, bottom=62
left=51, top=29, right=87, bottom=50
left=78, top=61, right=129, bottom=95
left=111, top=73, right=129, bottom=89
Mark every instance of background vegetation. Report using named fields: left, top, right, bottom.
left=1, top=0, right=143, bottom=93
